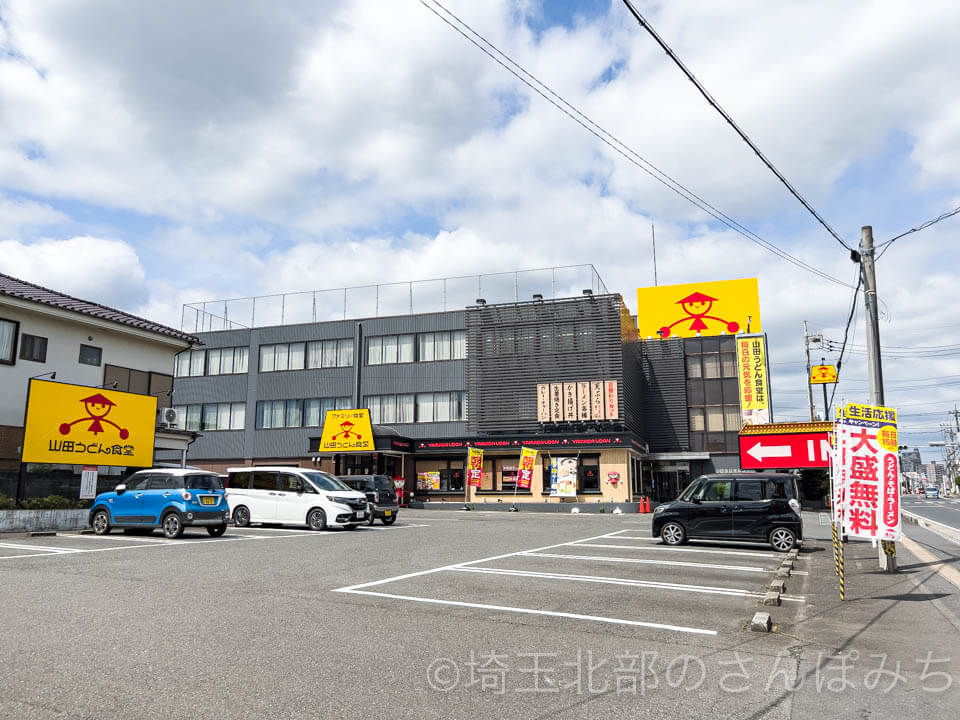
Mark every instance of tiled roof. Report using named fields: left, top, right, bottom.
left=0, top=271, right=198, bottom=344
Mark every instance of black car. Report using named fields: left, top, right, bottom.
left=337, top=475, right=399, bottom=525
left=651, top=473, right=803, bottom=552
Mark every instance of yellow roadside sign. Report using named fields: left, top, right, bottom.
left=810, top=364, right=838, bottom=384
left=317, top=409, right=375, bottom=452
left=22, top=379, right=157, bottom=467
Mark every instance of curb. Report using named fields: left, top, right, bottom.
left=902, top=510, right=960, bottom=543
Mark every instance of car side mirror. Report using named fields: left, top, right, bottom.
left=115, top=484, right=127, bottom=494
left=297, top=480, right=305, bottom=493
left=691, top=496, right=701, bottom=504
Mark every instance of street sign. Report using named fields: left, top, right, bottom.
left=810, top=364, right=838, bottom=384
left=738, top=422, right=832, bottom=470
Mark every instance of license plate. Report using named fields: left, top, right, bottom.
left=200, top=496, right=215, bottom=505
left=355, top=511, right=365, bottom=519
left=384, top=510, right=392, bottom=517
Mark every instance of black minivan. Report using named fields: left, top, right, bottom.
left=651, top=473, right=803, bottom=552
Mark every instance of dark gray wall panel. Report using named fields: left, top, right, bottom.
left=637, top=338, right=689, bottom=452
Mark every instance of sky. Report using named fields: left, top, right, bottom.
left=1, top=0, right=958, bottom=464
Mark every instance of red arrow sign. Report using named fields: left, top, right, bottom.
left=738, top=431, right=831, bottom=470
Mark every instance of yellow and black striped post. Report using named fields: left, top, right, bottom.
left=838, top=538, right=846, bottom=601
left=831, top=522, right=840, bottom=575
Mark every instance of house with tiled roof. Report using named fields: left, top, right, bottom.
left=0, top=272, right=200, bottom=502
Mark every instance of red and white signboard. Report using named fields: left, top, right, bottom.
left=738, top=422, right=832, bottom=470
left=832, top=402, right=900, bottom=542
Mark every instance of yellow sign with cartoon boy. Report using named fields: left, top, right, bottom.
left=317, top=409, right=375, bottom=452
left=636, top=278, right=762, bottom=339
left=22, top=379, right=157, bottom=467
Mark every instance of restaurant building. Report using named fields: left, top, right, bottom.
left=166, top=267, right=770, bottom=504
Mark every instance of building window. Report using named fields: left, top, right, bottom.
left=78, top=344, right=102, bottom=366
left=580, top=457, right=601, bottom=493
left=19, top=333, right=48, bottom=363
left=415, top=459, right=464, bottom=492
left=364, top=392, right=463, bottom=423
left=175, top=350, right=206, bottom=377
left=367, top=334, right=415, bottom=365
left=206, top=347, right=249, bottom=375
left=0, top=318, right=19, bottom=365
left=306, top=338, right=353, bottom=369
left=174, top=403, right=245, bottom=431
left=416, top=330, right=466, bottom=362
left=256, top=397, right=350, bottom=429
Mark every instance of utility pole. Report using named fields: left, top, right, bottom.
left=821, top=356, right=830, bottom=420
left=860, top=226, right=896, bottom=572
left=803, top=321, right=816, bottom=421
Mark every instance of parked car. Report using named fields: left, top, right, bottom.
left=88, top=469, right=230, bottom=539
left=225, top=467, right=368, bottom=530
left=337, top=475, right=399, bottom=525
left=925, top=486, right=940, bottom=499
left=651, top=473, right=803, bottom=552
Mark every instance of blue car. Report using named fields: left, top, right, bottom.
left=88, top=469, right=230, bottom=538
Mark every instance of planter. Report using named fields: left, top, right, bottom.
left=0, top=509, right=90, bottom=533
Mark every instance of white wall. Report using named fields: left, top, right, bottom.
left=0, top=299, right=189, bottom=426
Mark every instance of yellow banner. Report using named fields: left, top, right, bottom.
left=736, top=335, right=770, bottom=425
left=810, top=364, right=838, bottom=384
left=317, top=409, right=375, bottom=452
left=22, top=379, right=157, bottom=467
left=467, top=447, right=483, bottom=488
left=636, top=278, right=761, bottom=339
left=518, top=447, right=538, bottom=490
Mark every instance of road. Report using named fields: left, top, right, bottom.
left=902, top=494, right=960, bottom=529
left=0, top=510, right=957, bottom=719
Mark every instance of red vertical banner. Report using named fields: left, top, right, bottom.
left=467, top=447, right=483, bottom=488
left=518, top=447, right=538, bottom=490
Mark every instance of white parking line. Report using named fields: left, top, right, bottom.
left=521, top=551, right=769, bottom=573
left=451, top=566, right=806, bottom=602
left=338, top=590, right=718, bottom=635
left=569, top=542, right=781, bottom=559
left=334, top=530, right=621, bottom=592
left=0, top=542, right=79, bottom=554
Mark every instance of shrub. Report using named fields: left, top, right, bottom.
left=0, top=493, right=16, bottom=510
left=20, top=495, right=84, bottom=510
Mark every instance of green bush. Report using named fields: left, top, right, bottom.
left=0, top=493, right=16, bottom=510
left=20, top=495, right=84, bottom=510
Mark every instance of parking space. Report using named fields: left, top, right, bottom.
left=0, top=521, right=430, bottom=561
left=334, top=525, right=806, bottom=640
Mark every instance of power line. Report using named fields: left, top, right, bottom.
left=876, top=203, right=960, bottom=260
left=828, top=267, right=863, bottom=410
left=620, top=0, right=852, bottom=253
left=419, top=0, right=853, bottom=289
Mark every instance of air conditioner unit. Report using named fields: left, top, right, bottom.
left=158, top=407, right=182, bottom=429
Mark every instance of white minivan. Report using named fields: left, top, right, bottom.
left=226, top=467, right=368, bottom=530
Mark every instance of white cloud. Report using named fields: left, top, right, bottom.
left=0, top=194, right=68, bottom=237
left=0, top=235, right=147, bottom=310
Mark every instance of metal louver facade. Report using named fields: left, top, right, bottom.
left=465, top=294, right=638, bottom=436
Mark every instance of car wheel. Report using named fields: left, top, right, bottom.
left=366, top=506, right=376, bottom=526
left=92, top=509, right=111, bottom=535
left=343, top=523, right=358, bottom=531
left=207, top=525, right=227, bottom=537
left=162, top=512, right=184, bottom=539
left=382, top=514, right=397, bottom=525
left=233, top=506, right=251, bottom=527
left=307, top=508, right=327, bottom=531
left=660, top=521, right=686, bottom=546
left=769, top=527, right=796, bottom=552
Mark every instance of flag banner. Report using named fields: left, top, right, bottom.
left=467, top=447, right=483, bottom=488
left=518, top=447, right=538, bottom=490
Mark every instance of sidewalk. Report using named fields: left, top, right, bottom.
left=772, top=513, right=960, bottom=717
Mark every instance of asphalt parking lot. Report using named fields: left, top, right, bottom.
left=4, top=509, right=956, bottom=719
